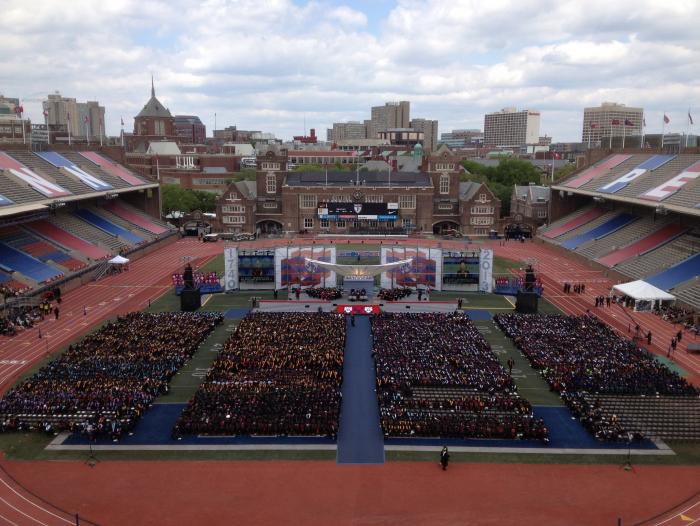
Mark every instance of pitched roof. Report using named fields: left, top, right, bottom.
left=136, top=78, right=172, bottom=118
left=234, top=180, right=257, bottom=199
left=459, top=181, right=481, bottom=200
left=146, top=141, right=180, bottom=155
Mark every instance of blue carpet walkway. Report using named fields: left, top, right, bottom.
left=336, top=316, right=385, bottom=464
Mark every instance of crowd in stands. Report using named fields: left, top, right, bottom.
left=377, top=287, right=413, bottom=301
left=371, top=313, right=548, bottom=441
left=494, top=313, right=699, bottom=440
left=175, top=312, right=345, bottom=438
left=0, top=312, right=222, bottom=439
left=304, top=286, right=343, bottom=301
left=172, top=272, right=220, bottom=288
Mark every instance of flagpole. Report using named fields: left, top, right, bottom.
left=67, top=114, right=72, bottom=146
left=85, top=118, right=90, bottom=146
left=99, top=120, right=103, bottom=147
left=686, top=108, right=691, bottom=149
left=609, top=122, right=613, bottom=150
left=641, top=116, right=645, bottom=149
left=661, top=112, right=666, bottom=150
left=622, top=121, right=626, bottom=149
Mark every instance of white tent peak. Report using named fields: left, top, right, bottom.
left=612, top=280, right=675, bottom=302
left=108, top=255, right=130, bottom=265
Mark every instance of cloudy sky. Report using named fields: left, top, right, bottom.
left=3, top=0, right=699, bottom=141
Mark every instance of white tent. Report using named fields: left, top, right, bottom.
left=612, top=280, right=675, bottom=311
left=108, top=255, right=130, bottom=265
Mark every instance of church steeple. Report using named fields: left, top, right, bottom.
left=151, top=74, right=155, bottom=98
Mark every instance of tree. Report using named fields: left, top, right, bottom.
left=552, top=162, right=577, bottom=183
left=460, top=158, right=543, bottom=215
left=161, top=185, right=217, bottom=215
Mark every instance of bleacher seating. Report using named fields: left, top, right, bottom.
left=581, top=394, right=700, bottom=441
left=7, top=151, right=90, bottom=196
left=551, top=210, right=618, bottom=243
left=577, top=154, right=656, bottom=193
left=47, top=214, right=128, bottom=252
left=560, top=213, right=637, bottom=250
left=618, top=155, right=700, bottom=200
left=646, top=252, right=700, bottom=291
left=595, top=223, right=685, bottom=267
left=87, top=206, right=156, bottom=241
left=0, top=172, right=43, bottom=204
left=0, top=227, right=85, bottom=272
left=673, top=279, right=700, bottom=309
left=26, top=220, right=110, bottom=261
left=615, top=232, right=699, bottom=280
left=0, top=271, right=29, bottom=294
left=542, top=207, right=605, bottom=239
left=104, top=201, right=169, bottom=234
left=564, top=154, right=633, bottom=189
left=59, top=152, right=132, bottom=190
left=578, top=216, right=673, bottom=261
left=74, top=209, right=144, bottom=245
left=0, top=242, right=62, bottom=283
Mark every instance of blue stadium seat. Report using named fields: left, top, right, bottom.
left=0, top=243, right=63, bottom=283
left=74, top=209, right=143, bottom=244
left=646, top=253, right=700, bottom=291
left=561, top=214, right=637, bottom=250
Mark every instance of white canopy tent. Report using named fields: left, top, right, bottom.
left=611, top=280, right=675, bottom=311
left=108, top=255, right=130, bottom=265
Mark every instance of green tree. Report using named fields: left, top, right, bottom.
left=552, top=162, right=577, bottom=183
left=293, top=164, right=324, bottom=172
left=161, top=184, right=198, bottom=215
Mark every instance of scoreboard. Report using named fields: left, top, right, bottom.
left=317, top=202, right=398, bottom=221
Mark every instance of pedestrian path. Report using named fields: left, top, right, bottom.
left=336, top=316, right=385, bottom=464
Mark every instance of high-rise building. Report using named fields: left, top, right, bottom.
left=42, top=92, right=105, bottom=139
left=410, top=118, right=438, bottom=152
left=581, top=102, right=643, bottom=147
left=483, top=108, right=540, bottom=147
left=369, top=101, right=410, bottom=138
left=327, top=121, right=367, bottom=142
left=174, top=115, right=206, bottom=144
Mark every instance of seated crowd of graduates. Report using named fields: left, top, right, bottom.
left=370, top=313, right=549, bottom=442
left=304, top=286, right=343, bottom=300
left=494, top=313, right=699, bottom=441
left=0, top=312, right=222, bottom=439
left=174, top=312, right=345, bottom=438
left=377, top=287, right=413, bottom=301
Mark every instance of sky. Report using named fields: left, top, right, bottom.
left=2, top=0, right=699, bottom=142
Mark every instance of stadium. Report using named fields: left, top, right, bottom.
left=0, top=145, right=698, bottom=525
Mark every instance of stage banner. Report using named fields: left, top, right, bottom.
left=223, top=247, right=239, bottom=291
left=275, top=246, right=336, bottom=289
left=337, top=304, right=380, bottom=315
left=380, top=247, right=442, bottom=291
left=479, top=248, right=493, bottom=293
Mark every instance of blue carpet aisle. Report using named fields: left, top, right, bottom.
left=336, top=316, right=385, bottom=464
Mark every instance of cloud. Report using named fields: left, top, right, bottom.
left=1, top=0, right=699, bottom=142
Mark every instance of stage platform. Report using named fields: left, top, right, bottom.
left=255, top=299, right=458, bottom=313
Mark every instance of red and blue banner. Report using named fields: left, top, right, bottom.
left=0, top=152, right=71, bottom=198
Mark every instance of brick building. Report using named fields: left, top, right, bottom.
left=216, top=149, right=502, bottom=237
left=126, top=78, right=179, bottom=152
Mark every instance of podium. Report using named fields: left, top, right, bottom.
left=180, top=287, right=201, bottom=311
left=515, top=291, right=539, bottom=314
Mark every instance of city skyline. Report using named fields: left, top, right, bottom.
left=2, top=0, right=698, bottom=141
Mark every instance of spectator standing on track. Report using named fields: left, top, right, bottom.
left=440, top=446, right=450, bottom=471
left=53, top=306, right=59, bottom=320
left=507, top=358, right=515, bottom=375
left=647, top=331, right=652, bottom=345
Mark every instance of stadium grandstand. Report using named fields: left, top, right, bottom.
left=542, top=152, right=700, bottom=309
left=0, top=147, right=175, bottom=301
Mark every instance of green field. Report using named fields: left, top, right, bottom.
left=1, top=247, right=698, bottom=465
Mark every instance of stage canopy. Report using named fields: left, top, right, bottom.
left=108, top=255, right=130, bottom=265
left=304, top=257, right=413, bottom=278
left=612, top=280, right=675, bottom=302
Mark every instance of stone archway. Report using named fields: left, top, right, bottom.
left=433, top=220, right=461, bottom=235
left=256, top=219, right=284, bottom=235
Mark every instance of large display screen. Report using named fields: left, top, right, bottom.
left=318, top=202, right=398, bottom=221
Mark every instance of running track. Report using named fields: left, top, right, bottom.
left=0, top=237, right=697, bottom=525
left=0, top=237, right=220, bottom=525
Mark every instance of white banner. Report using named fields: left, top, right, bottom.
left=223, top=247, right=238, bottom=291
left=479, top=248, right=493, bottom=293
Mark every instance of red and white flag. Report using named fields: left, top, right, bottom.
left=42, top=110, right=48, bottom=118
left=610, top=119, right=620, bottom=125
left=83, top=115, right=89, bottom=124
left=663, top=114, right=670, bottom=124
left=590, top=122, right=598, bottom=129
